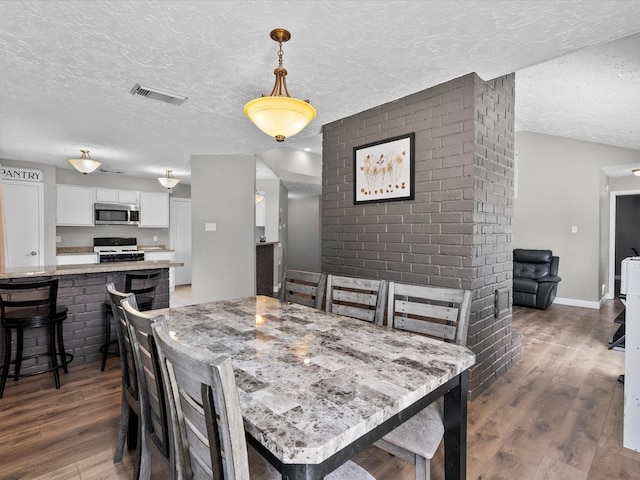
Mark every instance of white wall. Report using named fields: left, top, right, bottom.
left=191, top=154, right=255, bottom=304
left=514, top=132, right=640, bottom=306
left=287, top=195, right=321, bottom=272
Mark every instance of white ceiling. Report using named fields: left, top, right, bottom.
left=1, top=0, right=640, bottom=184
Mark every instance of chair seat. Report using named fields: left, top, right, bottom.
left=247, top=444, right=374, bottom=479
left=377, top=403, right=444, bottom=460
left=4, top=305, right=68, bottom=326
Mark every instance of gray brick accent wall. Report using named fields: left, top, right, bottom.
left=321, top=72, right=518, bottom=399
left=0, top=269, right=169, bottom=377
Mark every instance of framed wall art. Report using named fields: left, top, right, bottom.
left=353, top=132, right=415, bottom=204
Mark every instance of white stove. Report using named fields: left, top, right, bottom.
left=93, top=237, right=145, bottom=263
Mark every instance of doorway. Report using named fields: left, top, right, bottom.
left=2, top=179, right=43, bottom=267
left=170, top=198, right=192, bottom=285
left=609, top=189, right=640, bottom=298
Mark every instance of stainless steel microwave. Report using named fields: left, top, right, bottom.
left=94, top=203, right=140, bottom=225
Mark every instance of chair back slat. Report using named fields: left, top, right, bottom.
left=387, top=281, right=472, bottom=346
left=0, top=280, right=59, bottom=324
left=121, top=299, right=171, bottom=459
left=326, top=275, right=387, bottom=326
left=125, top=270, right=161, bottom=311
left=152, top=319, right=251, bottom=480
left=106, top=284, right=138, bottom=399
left=280, top=269, right=326, bottom=310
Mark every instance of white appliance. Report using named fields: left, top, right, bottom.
left=93, top=237, right=144, bottom=263
left=621, top=257, right=640, bottom=451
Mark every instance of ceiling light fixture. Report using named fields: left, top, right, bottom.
left=69, top=149, right=101, bottom=174
left=244, top=28, right=316, bottom=142
left=255, top=190, right=264, bottom=203
left=157, top=170, right=180, bottom=189
left=633, top=168, right=640, bottom=176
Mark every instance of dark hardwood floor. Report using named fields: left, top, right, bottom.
left=1, top=293, right=639, bottom=479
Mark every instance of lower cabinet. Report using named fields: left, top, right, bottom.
left=56, top=253, right=98, bottom=265
left=256, top=243, right=274, bottom=296
left=145, top=251, right=175, bottom=291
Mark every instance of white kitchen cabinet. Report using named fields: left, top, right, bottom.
left=95, top=187, right=138, bottom=205
left=56, top=184, right=94, bottom=226
left=256, top=196, right=266, bottom=227
left=144, top=250, right=175, bottom=290
left=139, top=191, right=169, bottom=228
left=56, top=253, right=98, bottom=265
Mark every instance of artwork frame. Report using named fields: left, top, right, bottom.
left=353, top=132, right=415, bottom=205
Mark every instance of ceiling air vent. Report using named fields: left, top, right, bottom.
left=130, top=83, right=187, bottom=106
left=99, top=167, right=126, bottom=175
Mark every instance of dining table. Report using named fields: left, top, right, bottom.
left=155, top=295, right=476, bottom=480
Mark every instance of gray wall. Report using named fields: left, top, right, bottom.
left=288, top=196, right=321, bottom=272
left=513, top=132, right=640, bottom=306
left=191, top=154, right=255, bottom=304
left=322, top=72, right=517, bottom=399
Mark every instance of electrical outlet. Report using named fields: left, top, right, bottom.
left=571, top=226, right=578, bottom=233
left=153, top=235, right=158, bottom=242
left=55, top=236, right=61, bottom=243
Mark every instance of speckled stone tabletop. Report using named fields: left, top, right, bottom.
left=158, top=295, right=476, bottom=466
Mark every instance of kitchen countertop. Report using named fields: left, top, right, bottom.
left=56, top=245, right=175, bottom=255
left=256, top=241, right=279, bottom=246
left=0, top=259, right=183, bottom=280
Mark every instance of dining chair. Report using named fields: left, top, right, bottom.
left=151, top=318, right=376, bottom=480
left=280, top=269, right=326, bottom=309
left=325, top=274, right=387, bottom=326
left=106, top=283, right=142, bottom=477
left=121, top=297, right=173, bottom=480
left=374, top=281, right=472, bottom=480
left=101, top=270, right=162, bottom=371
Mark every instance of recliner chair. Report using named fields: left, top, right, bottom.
left=513, top=249, right=561, bottom=309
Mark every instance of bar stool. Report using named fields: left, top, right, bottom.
left=100, top=271, right=161, bottom=371
left=0, top=279, right=73, bottom=398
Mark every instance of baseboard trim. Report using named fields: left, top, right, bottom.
left=553, top=297, right=601, bottom=310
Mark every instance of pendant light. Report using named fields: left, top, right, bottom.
left=69, top=149, right=101, bottom=174
left=633, top=168, right=640, bottom=176
left=157, top=170, right=180, bottom=189
left=255, top=190, right=264, bottom=203
left=244, top=28, right=316, bottom=142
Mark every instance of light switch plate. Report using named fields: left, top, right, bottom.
left=205, top=222, right=217, bottom=231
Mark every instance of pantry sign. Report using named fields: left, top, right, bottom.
left=0, top=166, right=43, bottom=182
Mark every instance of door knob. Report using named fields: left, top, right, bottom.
left=30, top=251, right=37, bottom=256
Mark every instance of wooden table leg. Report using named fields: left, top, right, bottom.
left=443, top=370, right=468, bottom=480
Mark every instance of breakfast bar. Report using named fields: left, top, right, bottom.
left=0, top=260, right=183, bottom=371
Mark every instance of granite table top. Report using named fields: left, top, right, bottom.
left=155, top=295, right=476, bottom=468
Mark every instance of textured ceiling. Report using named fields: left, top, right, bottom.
left=1, top=0, right=640, bottom=186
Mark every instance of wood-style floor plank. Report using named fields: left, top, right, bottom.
left=2, top=291, right=640, bottom=480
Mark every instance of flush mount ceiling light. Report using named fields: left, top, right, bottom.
left=69, top=149, right=101, bottom=174
left=244, top=28, right=316, bottom=142
left=633, top=168, right=640, bottom=176
left=157, top=170, right=180, bottom=189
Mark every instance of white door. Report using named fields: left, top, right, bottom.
left=2, top=180, right=43, bottom=267
left=170, top=198, right=192, bottom=285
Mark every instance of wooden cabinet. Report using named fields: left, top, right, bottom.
left=95, top=187, right=138, bottom=205
left=256, top=243, right=274, bottom=295
left=145, top=250, right=176, bottom=290
left=139, top=191, right=169, bottom=228
left=56, top=253, right=98, bottom=265
left=56, top=184, right=94, bottom=226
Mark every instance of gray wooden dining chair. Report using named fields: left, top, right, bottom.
left=374, top=281, right=472, bottom=480
left=325, top=275, right=387, bottom=326
left=151, top=318, right=376, bottom=480
left=280, top=269, right=326, bottom=309
left=121, top=298, right=173, bottom=480
left=106, top=284, right=142, bottom=476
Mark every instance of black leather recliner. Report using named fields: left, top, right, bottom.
left=513, top=249, right=561, bottom=309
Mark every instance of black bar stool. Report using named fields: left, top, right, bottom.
left=0, top=278, right=73, bottom=398
left=100, top=271, right=161, bottom=371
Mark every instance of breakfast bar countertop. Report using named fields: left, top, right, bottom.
left=0, top=259, right=184, bottom=280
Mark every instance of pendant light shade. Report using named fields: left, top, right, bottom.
left=633, top=168, right=640, bottom=176
left=158, top=170, right=180, bottom=189
left=69, top=149, right=101, bottom=174
left=244, top=29, right=316, bottom=142
left=255, top=190, right=264, bottom=203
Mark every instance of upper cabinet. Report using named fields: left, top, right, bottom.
left=95, top=187, right=139, bottom=205
left=56, top=184, right=94, bottom=226
left=139, top=191, right=169, bottom=228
